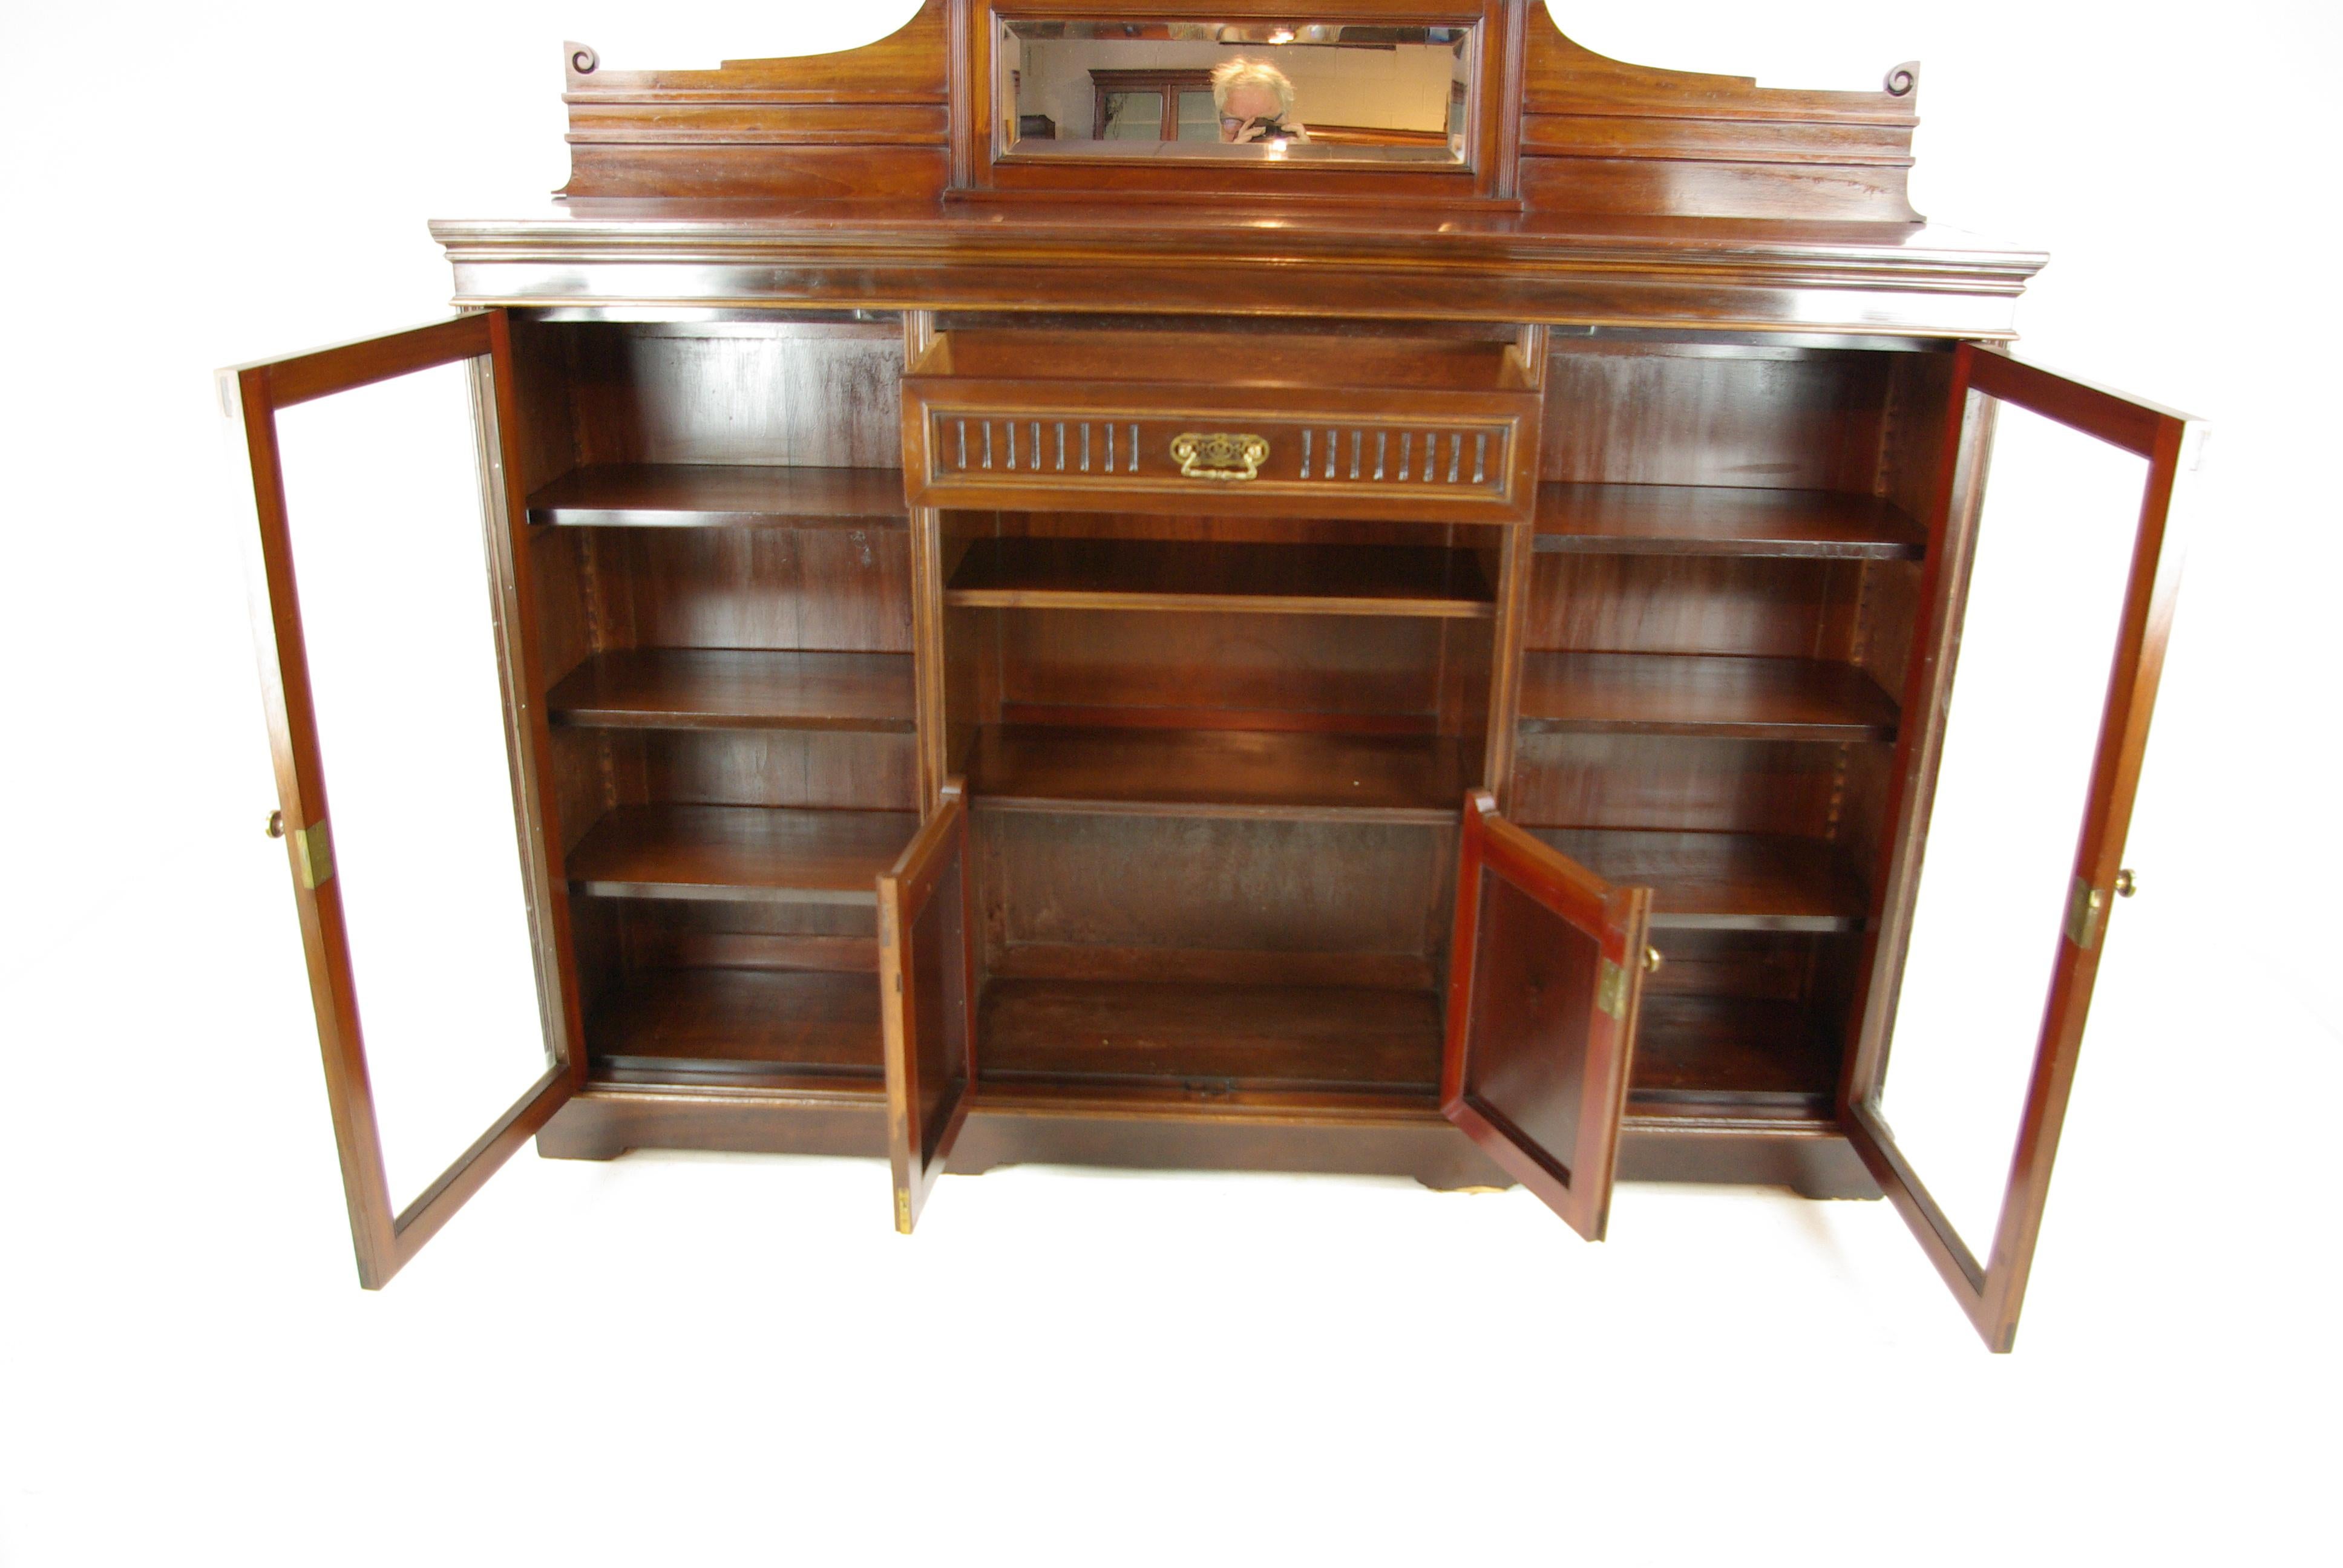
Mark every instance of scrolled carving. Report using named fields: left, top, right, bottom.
left=571, top=45, right=599, bottom=76
left=1883, top=62, right=1918, bottom=97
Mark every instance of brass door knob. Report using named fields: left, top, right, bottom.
left=2114, top=869, right=2137, bottom=898
left=266, top=809, right=285, bottom=839
left=1643, top=946, right=1663, bottom=974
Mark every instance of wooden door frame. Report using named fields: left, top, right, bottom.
left=1842, top=341, right=2201, bottom=1350
left=224, top=310, right=585, bottom=1288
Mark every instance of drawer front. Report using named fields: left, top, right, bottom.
left=902, top=380, right=1540, bottom=523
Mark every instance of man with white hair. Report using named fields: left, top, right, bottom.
left=1212, top=58, right=1308, bottom=143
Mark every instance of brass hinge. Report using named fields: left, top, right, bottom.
left=292, top=818, right=335, bottom=890
left=2064, top=876, right=2107, bottom=950
left=893, top=1188, right=913, bottom=1234
left=1595, top=957, right=1628, bottom=1021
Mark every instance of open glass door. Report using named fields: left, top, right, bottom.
left=880, top=780, right=977, bottom=1232
left=223, top=312, right=582, bottom=1288
left=1443, top=791, right=1654, bottom=1239
left=1848, top=343, right=2200, bottom=1351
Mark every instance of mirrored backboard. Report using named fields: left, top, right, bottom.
left=997, top=19, right=1476, bottom=166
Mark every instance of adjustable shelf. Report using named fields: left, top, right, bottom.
left=1628, top=995, right=1840, bottom=1103
left=589, top=968, right=883, bottom=1087
left=548, top=649, right=916, bottom=732
left=965, top=725, right=1469, bottom=822
left=976, top=978, right=1442, bottom=1094
left=1518, top=652, right=1899, bottom=741
left=1535, top=483, right=1926, bottom=559
left=944, top=538, right=1495, bottom=618
left=566, top=805, right=920, bottom=903
left=525, top=463, right=909, bottom=529
left=1529, top=829, right=1869, bottom=932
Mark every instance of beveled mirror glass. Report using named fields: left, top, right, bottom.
left=996, top=19, right=1476, bottom=166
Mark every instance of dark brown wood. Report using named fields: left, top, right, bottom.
left=1519, top=652, right=1898, bottom=739
left=226, top=312, right=578, bottom=1289
left=566, top=805, right=920, bottom=903
left=1844, top=344, right=2200, bottom=1352
left=1528, top=829, right=1867, bottom=932
left=526, top=464, right=909, bottom=529
left=945, top=537, right=1495, bottom=618
left=591, top=967, right=884, bottom=1084
left=966, top=725, right=1470, bottom=822
left=1630, top=995, right=1837, bottom=1100
left=977, top=978, right=1441, bottom=1094
left=548, top=649, right=916, bottom=731
left=1441, top=789, right=1650, bottom=1238
left=1536, top=483, right=1926, bottom=558
left=880, top=779, right=978, bottom=1232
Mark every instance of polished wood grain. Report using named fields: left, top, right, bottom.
left=589, top=967, right=883, bottom=1083
left=1629, top=995, right=1837, bottom=1100
left=1529, top=829, right=1867, bottom=932
left=566, top=805, right=919, bottom=903
left=945, top=538, right=1495, bottom=618
left=1535, top=482, right=1926, bottom=558
left=880, top=780, right=977, bottom=1231
left=526, top=463, right=909, bottom=529
left=966, top=725, right=1470, bottom=822
left=1519, top=652, right=1898, bottom=739
left=977, top=978, right=1442, bottom=1094
left=548, top=648, right=916, bottom=731
left=1441, top=791, right=1650, bottom=1240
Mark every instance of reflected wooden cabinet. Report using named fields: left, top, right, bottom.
left=226, top=1, right=2194, bottom=1350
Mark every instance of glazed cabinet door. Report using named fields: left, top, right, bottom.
left=223, top=313, right=582, bottom=1288
left=880, top=780, right=978, bottom=1233
left=1443, top=791, right=1654, bottom=1240
left=1849, top=344, right=2200, bottom=1351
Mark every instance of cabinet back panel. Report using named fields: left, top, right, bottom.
left=603, top=730, right=919, bottom=813
left=1540, top=343, right=1889, bottom=489
left=1525, top=554, right=1858, bottom=658
left=1512, top=733, right=1841, bottom=834
left=613, top=900, right=878, bottom=974
left=560, top=321, right=905, bottom=469
left=994, top=608, right=1455, bottom=727
left=594, top=528, right=915, bottom=653
left=976, top=810, right=1452, bottom=990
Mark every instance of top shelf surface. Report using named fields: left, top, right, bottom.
left=526, top=463, right=908, bottom=529
left=1536, top=483, right=1925, bottom=558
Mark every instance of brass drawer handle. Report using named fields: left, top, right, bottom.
left=1170, top=431, right=1268, bottom=482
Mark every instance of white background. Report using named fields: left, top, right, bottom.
left=2, top=2, right=2337, bottom=1563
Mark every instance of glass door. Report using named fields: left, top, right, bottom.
left=224, top=311, right=582, bottom=1287
left=1849, top=343, right=2201, bottom=1350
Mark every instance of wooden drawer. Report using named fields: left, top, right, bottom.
left=902, top=328, right=1542, bottom=523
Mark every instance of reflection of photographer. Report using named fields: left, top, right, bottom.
left=1213, top=59, right=1308, bottom=144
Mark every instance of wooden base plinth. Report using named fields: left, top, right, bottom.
left=539, top=1083, right=1881, bottom=1203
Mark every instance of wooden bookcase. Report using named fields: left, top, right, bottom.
left=225, top=2, right=2196, bottom=1351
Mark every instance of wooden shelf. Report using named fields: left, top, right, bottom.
left=1535, top=483, right=1925, bottom=559
left=945, top=538, right=1495, bottom=618
left=566, top=805, right=919, bottom=904
left=1518, top=652, right=1898, bottom=740
left=1628, top=995, right=1838, bottom=1102
left=525, top=464, right=908, bottom=529
left=966, top=725, right=1469, bottom=822
left=589, top=968, right=883, bottom=1086
left=1530, top=829, right=1869, bottom=931
left=977, top=978, right=1441, bottom=1093
left=548, top=649, right=916, bottom=732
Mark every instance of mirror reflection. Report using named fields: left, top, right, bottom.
left=998, top=20, right=1474, bottom=165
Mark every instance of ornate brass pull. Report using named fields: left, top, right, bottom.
left=1170, top=431, right=1269, bottom=482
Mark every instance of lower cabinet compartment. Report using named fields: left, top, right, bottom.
left=588, top=967, right=884, bottom=1088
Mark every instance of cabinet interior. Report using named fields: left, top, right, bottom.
left=507, top=313, right=1953, bottom=1125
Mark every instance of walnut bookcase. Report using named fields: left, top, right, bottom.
left=226, top=2, right=2195, bottom=1351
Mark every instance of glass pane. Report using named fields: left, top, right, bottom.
left=1872, top=398, right=2149, bottom=1256
left=274, top=356, right=551, bottom=1216
left=1101, top=90, right=1164, bottom=140
left=1176, top=89, right=1217, bottom=141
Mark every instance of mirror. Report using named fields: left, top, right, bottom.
left=996, top=19, right=1476, bottom=166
